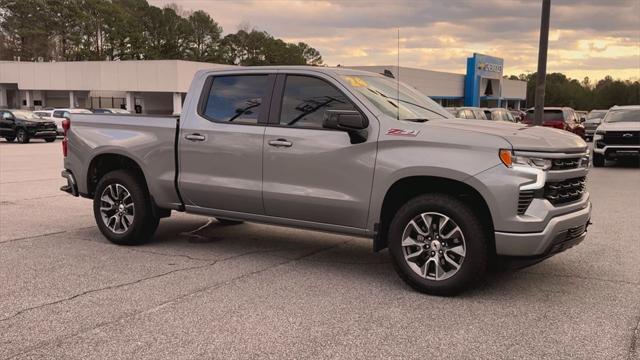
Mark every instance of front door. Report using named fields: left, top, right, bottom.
left=178, top=73, right=275, bottom=214
left=262, top=73, right=377, bottom=229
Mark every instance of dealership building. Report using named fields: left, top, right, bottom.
left=0, top=53, right=525, bottom=115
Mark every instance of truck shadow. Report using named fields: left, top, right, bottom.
left=127, top=217, right=559, bottom=298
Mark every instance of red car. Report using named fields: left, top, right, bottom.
left=523, top=107, right=585, bottom=138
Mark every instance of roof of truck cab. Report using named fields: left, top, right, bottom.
left=200, top=66, right=383, bottom=77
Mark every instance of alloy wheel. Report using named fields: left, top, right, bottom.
left=99, top=183, right=135, bottom=234
left=401, top=212, right=466, bottom=281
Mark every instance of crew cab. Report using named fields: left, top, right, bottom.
left=524, top=107, right=585, bottom=138
left=0, top=109, right=57, bottom=143
left=60, top=67, right=592, bottom=295
left=593, top=105, right=640, bottom=167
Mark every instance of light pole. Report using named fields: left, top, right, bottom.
left=534, top=0, right=551, bottom=126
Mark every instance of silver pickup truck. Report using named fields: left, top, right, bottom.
left=61, top=66, right=592, bottom=295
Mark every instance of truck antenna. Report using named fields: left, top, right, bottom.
left=397, top=27, right=400, bottom=121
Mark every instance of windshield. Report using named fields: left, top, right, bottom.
left=342, top=75, right=452, bottom=121
left=604, top=109, right=640, bottom=123
left=12, top=110, right=42, bottom=120
left=587, top=110, right=607, bottom=120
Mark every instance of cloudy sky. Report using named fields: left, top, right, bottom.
left=149, top=0, right=640, bottom=81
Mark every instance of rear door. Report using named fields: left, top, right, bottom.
left=261, top=72, right=377, bottom=228
left=178, top=71, right=276, bottom=214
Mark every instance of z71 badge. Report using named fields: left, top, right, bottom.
left=386, top=128, right=420, bottom=137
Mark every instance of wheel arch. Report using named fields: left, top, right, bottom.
left=86, top=153, right=149, bottom=197
left=374, top=176, right=495, bottom=253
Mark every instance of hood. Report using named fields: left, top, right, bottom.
left=597, top=121, right=640, bottom=132
left=428, top=118, right=587, bottom=153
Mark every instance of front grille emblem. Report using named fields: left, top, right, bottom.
left=622, top=133, right=633, bottom=137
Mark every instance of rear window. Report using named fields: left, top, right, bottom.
left=525, top=110, right=564, bottom=122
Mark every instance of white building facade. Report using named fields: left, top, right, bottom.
left=0, top=56, right=526, bottom=115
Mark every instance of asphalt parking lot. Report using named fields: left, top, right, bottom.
left=0, top=140, right=638, bottom=360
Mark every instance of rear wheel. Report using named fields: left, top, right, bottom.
left=388, top=194, right=488, bottom=296
left=45, top=137, right=56, bottom=143
left=93, top=170, right=159, bottom=245
left=4, top=136, right=15, bottom=142
left=593, top=153, right=605, bottom=167
left=16, top=129, right=29, bottom=143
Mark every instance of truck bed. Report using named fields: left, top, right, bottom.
left=64, top=113, right=182, bottom=209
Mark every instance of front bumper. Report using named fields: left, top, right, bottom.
left=29, top=129, right=57, bottom=138
left=593, top=145, right=640, bottom=158
left=495, top=201, right=591, bottom=256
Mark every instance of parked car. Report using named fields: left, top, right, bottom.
left=583, top=109, right=608, bottom=141
left=60, top=67, right=591, bottom=296
left=483, top=108, right=518, bottom=123
left=509, top=109, right=526, bottom=122
left=0, top=109, right=58, bottom=143
left=93, top=108, right=130, bottom=114
left=592, top=105, right=640, bottom=167
left=35, top=108, right=93, bottom=135
left=452, top=107, right=488, bottom=120
left=523, top=107, right=585, bottom=138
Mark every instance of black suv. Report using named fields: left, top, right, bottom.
left=0, top=109, right=58, bottom=143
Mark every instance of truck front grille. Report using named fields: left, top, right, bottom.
left=544, top=176, right=586, bottom=205
left=603, top=131, right=640, bottom=146
left=551, top=158, right=582, bottom=170
left=517, top=190, right=535, bottom=215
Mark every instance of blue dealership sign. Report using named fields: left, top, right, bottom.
left=464, top=53, right=504, bottom=106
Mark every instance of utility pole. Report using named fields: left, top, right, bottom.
left=534, top=0, right=551, bottom=126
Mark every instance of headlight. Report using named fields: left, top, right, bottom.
left=24, top=121, right=37, bottom=127
left=594, top=132, right=604, bottom=141
left=499, top=149, right=551, bottom=170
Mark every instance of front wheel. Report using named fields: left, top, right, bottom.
left=93, top=170, right=159, bottom=245
left=45, top=137, right=56, bottom=143
left=4, top=136, right=15, bottom=142
left=16, top=129, right=29, bottom=143
left=593, top=153, right=605, bottom=167
left=388, top=194, right=488, bottom=296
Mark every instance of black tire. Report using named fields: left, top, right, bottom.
left=4, top=136, right=15, bottom=142
left=93, top=170, right=159, bottom=245
left=45, top=137, right=56, bottom=143
left=16, top=129, right=29, bottom=143
left=388, top=193, right=488, bottom=296
left=216, top=218, right=244, bottom=225
left=593, top=153, right=605, bottom=167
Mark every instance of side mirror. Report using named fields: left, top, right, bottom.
left=323, top=110, right=368, bottom=131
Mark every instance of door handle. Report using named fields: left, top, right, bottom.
left=185, top=133, right=206, bottom=141
left=268, top=139, right=292, bottom=147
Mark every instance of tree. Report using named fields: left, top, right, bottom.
left=184, top=10, right=222, bottom=61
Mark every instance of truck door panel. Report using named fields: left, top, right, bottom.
left=262, top=74, right=377, bottom=228
left=178, top=74, right=275, bottom=214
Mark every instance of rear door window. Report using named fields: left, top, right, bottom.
left=202, top=75, right=269, bottom=125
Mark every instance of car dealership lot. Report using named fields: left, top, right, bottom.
left=0, top=141, right=638, bottom=360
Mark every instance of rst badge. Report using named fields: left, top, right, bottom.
left=386, top=128, right=420, bottom=137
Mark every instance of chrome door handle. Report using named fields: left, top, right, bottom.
left=268, top=139, right=292, bottom=147
left=185, top=133, right=206, bottom=141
